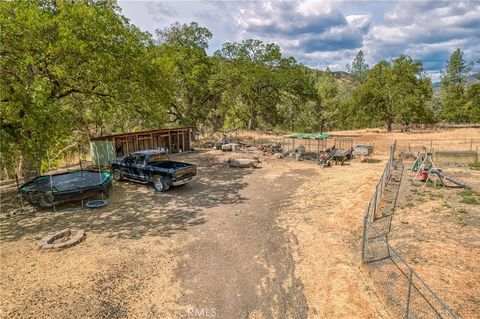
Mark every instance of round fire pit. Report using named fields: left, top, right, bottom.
left=38, top=228, right=85, bottom=250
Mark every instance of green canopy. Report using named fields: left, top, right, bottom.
left=286, top=133, right=329, bottom=139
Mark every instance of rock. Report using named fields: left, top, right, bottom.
left=228, top=158, right=258, bottom=168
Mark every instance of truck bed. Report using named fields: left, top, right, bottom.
left=149, top=161, right=191, bottom=169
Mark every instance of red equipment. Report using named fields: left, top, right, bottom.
left=419, top=171, right=429, bottom=182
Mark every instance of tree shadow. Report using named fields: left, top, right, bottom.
left=0, top=152, right=252, bottom=241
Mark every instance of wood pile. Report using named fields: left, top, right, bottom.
left=257, top=143, right=282, bottom=156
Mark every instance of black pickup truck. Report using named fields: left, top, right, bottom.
left=110, top=150, right=197, bottom=192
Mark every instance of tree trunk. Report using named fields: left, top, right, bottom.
left=248, top=110, right=257, bottom=130
left=17, top=154, right=39, bottom=181
left=387, top=120, right=392, bottom=132
left=212, top=115, right=223, bottom=132
left=3, top=166, right=10, bottom=180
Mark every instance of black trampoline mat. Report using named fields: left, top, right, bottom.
left=23, top=171, right=109, bottom=192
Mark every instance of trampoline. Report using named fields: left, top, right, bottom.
left=19, top=170, right=112, bottom=207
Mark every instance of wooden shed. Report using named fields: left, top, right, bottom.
left=90, top=127, right=193, bottom=166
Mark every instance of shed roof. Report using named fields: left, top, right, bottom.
left=90, top=127, right=193, bottom=141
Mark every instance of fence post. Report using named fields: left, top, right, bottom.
left=367, top=198, right=373, bottom=222
left=404, top=269, right=413, bottom=319
left=361, top=216, right=368, bottom=262
left=380, top=173, right=384, bottom=197
left=382, top=167, right=387, bottom=193
left=380, top=175, right=384, bottom=198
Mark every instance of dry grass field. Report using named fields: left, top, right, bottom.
left=0, top=127, right=479, bottom=318
left=388, top=165, right=480, bottom=318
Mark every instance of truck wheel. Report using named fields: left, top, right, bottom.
left=153, top=176, right=169, bottom=192
left=40, top=194, right=54, bottom=208
left=112, top=169, right=123, bottom=181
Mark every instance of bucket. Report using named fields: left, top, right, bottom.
left=419, top=171, right=428, bottom=182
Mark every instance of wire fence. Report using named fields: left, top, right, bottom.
left=361, top=141, right=459, bottom=319
left=395, top=138, right=480, bottom=153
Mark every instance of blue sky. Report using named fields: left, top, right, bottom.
left=118, top=0, right=480, bottom=81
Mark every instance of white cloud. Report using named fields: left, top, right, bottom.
left=363, top=0, right=480, bottom=75
left=118, top=0, right=480, bottom=77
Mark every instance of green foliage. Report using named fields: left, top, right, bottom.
left=0, top=0, right=162, bottom=174
left=214, top=39, right=311, bottom=130
left=346, top=50, right=369, bottom=84
left=156, top=22, right=212, bottom=49
left=460, top=197, right=480, bottom=205
left=305, top=70, right=340, bottom=132
left=458, top=188, right=480, bottom=205
left=441, top=49, right=473, bottom=86
left=440, top=49, right=477, bottom=122
left=468, top=162, right=480, bottom=171
left=344, top=55, right=433, bottom=131
left=464, top=83, right=480, bottom=122
left=154, top=22, right=215, bottom=127
left=1, top=2, right=478, bottom=178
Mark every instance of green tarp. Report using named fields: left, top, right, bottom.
left=286, top=133, right=329, bottom=139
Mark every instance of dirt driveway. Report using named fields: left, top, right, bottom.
left=0, top=150, right=388, bottom=318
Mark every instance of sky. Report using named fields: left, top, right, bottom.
left=117, top=0, right=480, bottom=81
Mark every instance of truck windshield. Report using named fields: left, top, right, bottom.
left=148, top=153, right=169, bottom=162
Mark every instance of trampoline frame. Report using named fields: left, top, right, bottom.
left=19, top=170, right=112, bottom=209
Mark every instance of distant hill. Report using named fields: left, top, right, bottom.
left=467, top=73, right=480, bottom=85
left=310, top=68, right=352, bottom=81
left=433, top=73, right=479, bottom=91
left=332, top=71, right=350, bottom=79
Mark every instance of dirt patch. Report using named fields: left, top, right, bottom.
left=175, top=162, right=311, bottom=318
left=0, top=150, right=389, bottom=318
left=0, top=151, right=238, bottom=318
left=277, top=159, right=391, bottom=318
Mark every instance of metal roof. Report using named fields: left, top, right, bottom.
left=90, top=127, right=193, bottom=141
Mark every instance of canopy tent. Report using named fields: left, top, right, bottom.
left=286, top=133, right=330, bottom=139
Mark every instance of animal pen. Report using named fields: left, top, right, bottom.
left=283, top=133, right=330, bottom=159
left=90, top=127, right=193, bottom=166
left=282, top=133, right=354, bottom=160
left=392, top=138, right=480, bottom=164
